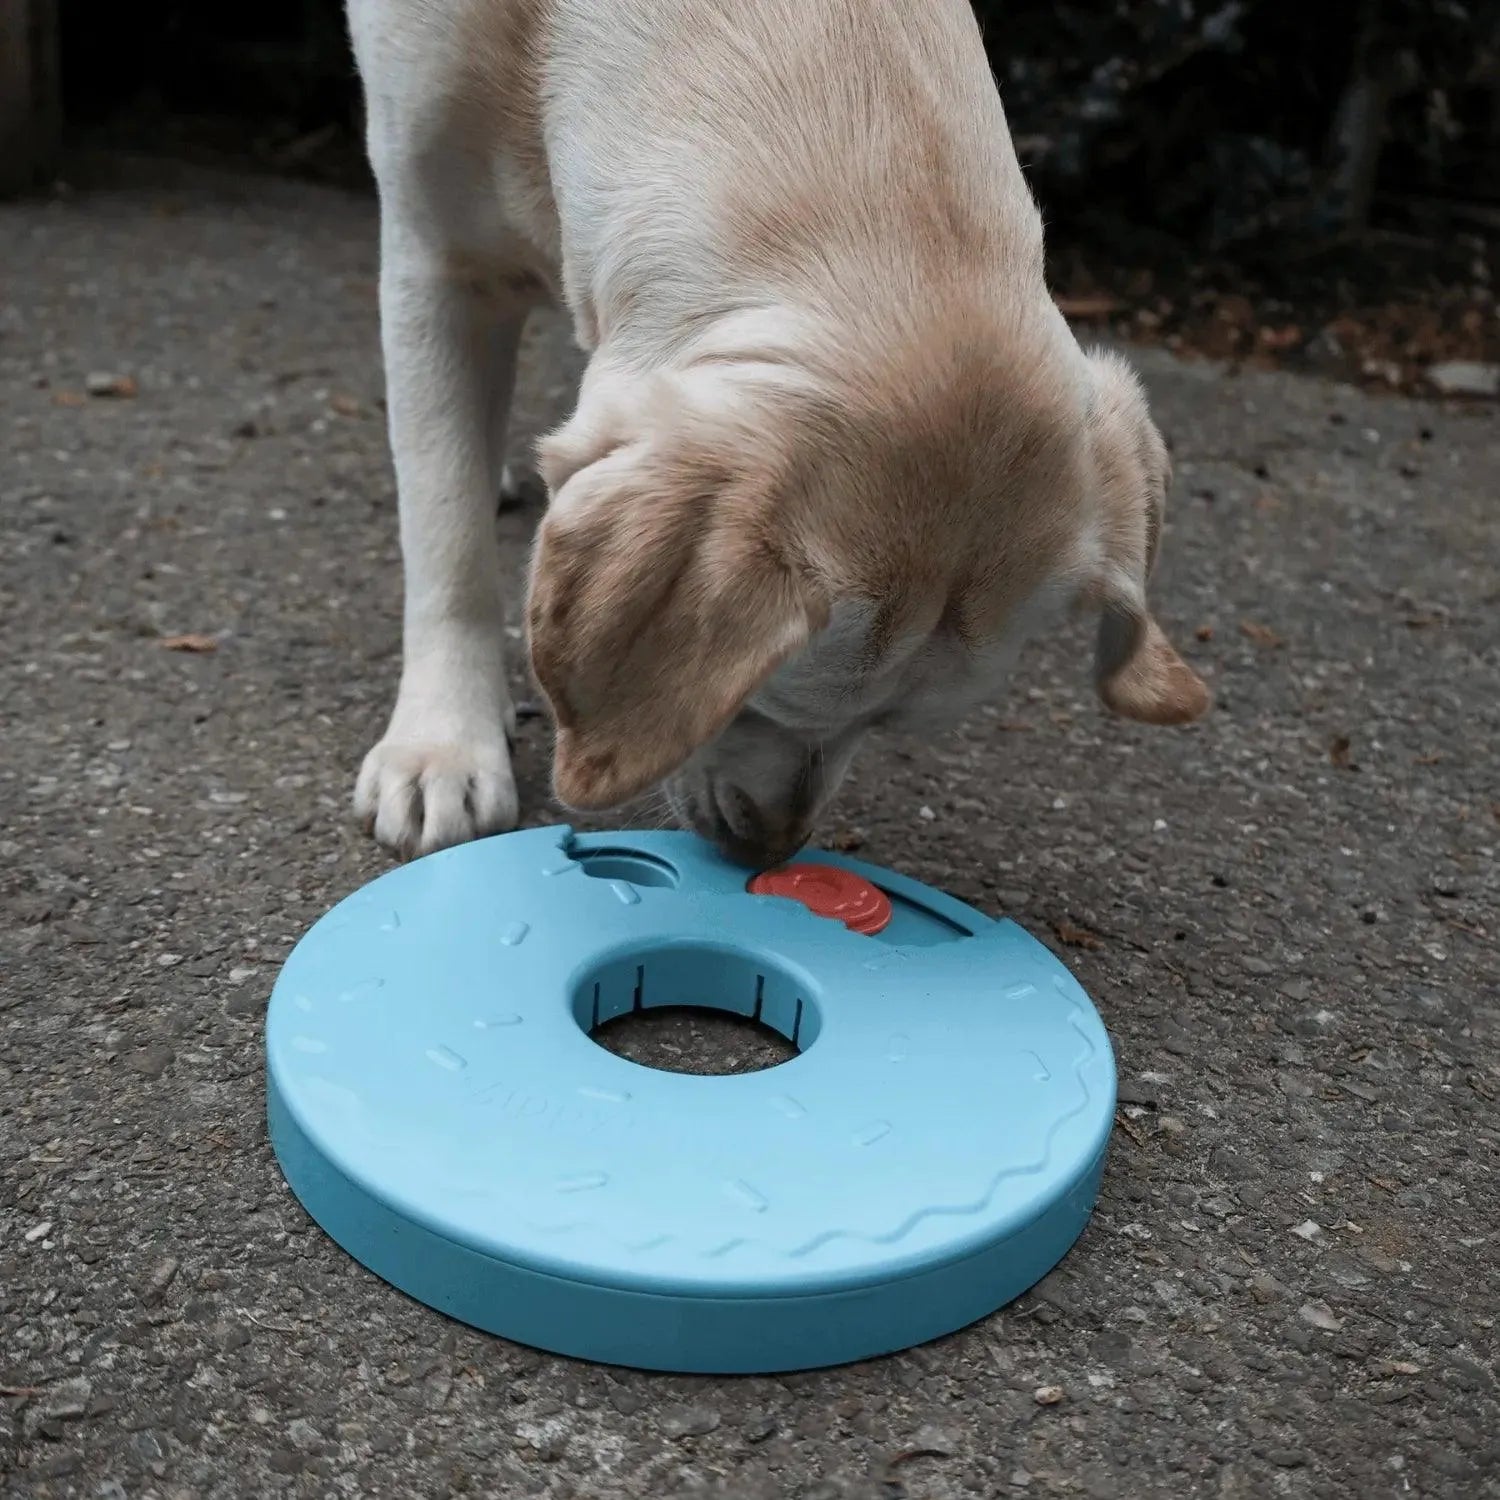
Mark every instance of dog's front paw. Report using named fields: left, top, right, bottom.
left=355, top=731, right=519, bottom=859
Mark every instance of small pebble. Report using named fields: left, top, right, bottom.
left=85, top=371, right=137, bottom=398
left=1033, top=1385, right=1065, bottom=1405
left=660, top=1404, right=720, bottom=1438
left=126, top=1045, right=174, bottom=1079
left=1426, top=359, right=1500, bottom=397
left=1249, top=1270, right=1286, bottom=1303
left=1300, top=1300, right=1344, bottom=1332
left=1263, top=1447, right=1309, bottom=1468
left=39, top=1377, right=91, bottom=1419
left=910, top=1423, right=958, bottom=1455
left=287, top=1417, right=323, bottom=1451
left=145, top=1255, right=179, bottom=1305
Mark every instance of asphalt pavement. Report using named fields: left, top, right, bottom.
left=2, top=159, right=1497, bottom=1499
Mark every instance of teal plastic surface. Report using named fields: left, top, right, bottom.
left=264, top=827, right=1116, bottom=1373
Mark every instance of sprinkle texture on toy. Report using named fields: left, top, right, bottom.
left=265, top=827, right=1116, bottom=1373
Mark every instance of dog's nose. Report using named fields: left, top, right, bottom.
left=717, top=829, right=807, bottom=874
left=710, top=786, right=809, bottom=872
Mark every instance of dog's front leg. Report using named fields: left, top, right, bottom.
left=355, top=246, right=525, bottom=857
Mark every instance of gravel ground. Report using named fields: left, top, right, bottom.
left=2, top=161, right=1498, bottom=1500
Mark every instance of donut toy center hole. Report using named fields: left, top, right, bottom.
left=593, top=1008, right=796, bottom=1075
left=574, top=945, right=818, bottom=1076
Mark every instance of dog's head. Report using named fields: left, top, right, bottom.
left=526, top=309, right=1207, bottom=867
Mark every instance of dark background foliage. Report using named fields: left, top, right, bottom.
left=53, top=0, right=1499, bottom=386
left=58, top=0, right=1500, bottom=244
left=981, top=0, right=1498, bottom=250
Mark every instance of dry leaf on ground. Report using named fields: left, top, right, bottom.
left=1257, top=324, right=1304, bottom=351
left=1240, top=620, right=1285, bottom=649
left=1053, top=919, right=1104, bottom=950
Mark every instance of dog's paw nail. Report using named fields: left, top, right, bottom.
left=357, top=735, right=520, bottom=856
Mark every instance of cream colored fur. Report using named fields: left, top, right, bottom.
left=348, top=0, right=1208, bottom=865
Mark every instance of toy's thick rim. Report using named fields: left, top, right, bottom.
left=269, top=1074, right=1110, bottom=1372
left=269, top=1075, right=1109, bottom=1305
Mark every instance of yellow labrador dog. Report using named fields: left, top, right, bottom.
left=349, top=0, right=1209, bottom=868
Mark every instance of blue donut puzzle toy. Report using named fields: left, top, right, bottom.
left=265, top=827, right=1115, bottom=1373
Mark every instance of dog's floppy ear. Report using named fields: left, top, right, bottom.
left=526, top=387, right=828, bottom=810
left=1086, top=352, right=1210, bottom=725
